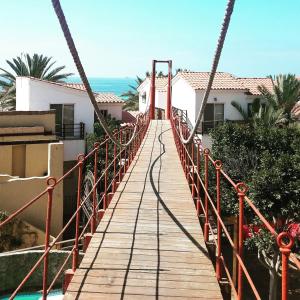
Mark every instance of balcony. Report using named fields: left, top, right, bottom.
left=201, top=120, right=224, bottom=133
left=55, top=122, right=85, bottom=140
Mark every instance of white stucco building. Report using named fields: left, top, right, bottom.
left=171, top=72, right=273, bottom=132
left=137, top=77, right=168, bottom=114
left=138, top=72, right=273, bottom=133
left=16, top=77, right=124, bottom=161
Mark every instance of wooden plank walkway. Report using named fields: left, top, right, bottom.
left=64, top=120, right=222, bottom=300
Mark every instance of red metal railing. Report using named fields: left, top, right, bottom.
left=0, top=113, right=149, bottom=300
left=171, top=113, right=300, bottom=300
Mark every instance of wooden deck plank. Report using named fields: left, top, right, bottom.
left=64, top=120, right=222, bottom=300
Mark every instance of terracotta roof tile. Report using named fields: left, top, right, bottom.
left=63, top=83, right=86, bottom=90
left=95, top=93, right=124, bottom=104
left=178, top=72, right=246, bottom=91
left=237, top=77, right=273, bottom=95
left=138, top=77, right=168, bottom=92
left=176, top=72, right=273, bottom=95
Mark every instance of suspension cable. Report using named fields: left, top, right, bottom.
left=51, top=0, right=142, bottom=148
left=178, top=0, right=235, bottom=144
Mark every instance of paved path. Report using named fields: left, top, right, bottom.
left=64, top=120, right=222, bottom=300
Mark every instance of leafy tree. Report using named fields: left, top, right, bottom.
left=210, top=122, right=300, bottom=299
left=0, top=53, right=73, bottom=110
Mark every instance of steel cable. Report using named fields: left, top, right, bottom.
left=177, top=0, right=235, bottom=144
left=51, top=0, right=143, bottom=148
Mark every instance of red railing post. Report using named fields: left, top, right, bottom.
left=112, top=130, right=117, bottom=193
left=215, top=160, right=222, bottom=281
left=91, top=143, right=99, bottom=234
left=277, top=232, right=294, bottom=300
left=150, top=60, right=156, bottom=120
left=236, top=182, right=248, bottom=300
left=104, top=136, right=108, bottom=210
left=42, top=177, right=56, bottom=300
left=166, top=60, right=172, bottom=120
left=196, top=141, right=202, bottom=216
left=203, top=148, right=210, bottom=242
left=123, top=129, right=127, bottom=174
left=191, top=140, right=195, bottom=198
left=119, top=129, right=123, bottom=182
left=72, top=154, right=84, bottom=272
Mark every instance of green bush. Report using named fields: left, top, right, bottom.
left=210, top=122, right=300, bottom=221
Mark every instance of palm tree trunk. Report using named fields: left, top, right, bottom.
left=269, top=268, right=279, bottom=300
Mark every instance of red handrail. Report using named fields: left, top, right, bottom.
left=170, top=113, right=300, bottom=300
left=0, top=113, right=150, bottom=299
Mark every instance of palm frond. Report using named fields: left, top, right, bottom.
left=231, top=100, right=248, bottom=120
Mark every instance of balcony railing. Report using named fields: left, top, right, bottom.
left=56, top=123, right=85, bottom=140
left=201, top=120, right=224, bottom=133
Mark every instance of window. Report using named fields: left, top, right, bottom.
left=94, top=110, right=108, bottom=123
left=100, top=110, right=108, bottom=118
left=50, top=104, right=74, bottom=137
left=142, top=92, right=146, bottom=104
left=203, top=103, right=224, bottom=133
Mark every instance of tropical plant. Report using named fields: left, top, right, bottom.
left=0, top=87, right=15, bottom=111
left=121, top=75, right=144, bottom=111
left=258, top=74, right=300, bottom=116
left=231, top=74, right=300, bottom=127
left=231, top=98, right=285, bottom=127
left=0, top=53, right=73, bottom=110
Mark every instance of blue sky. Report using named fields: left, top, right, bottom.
left=1, top=0, right=300, bottom=78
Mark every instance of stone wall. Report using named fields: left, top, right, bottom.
left=0, top=250, right=82, bottom=294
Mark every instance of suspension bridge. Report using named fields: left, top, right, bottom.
left=63, top=120, right=222, bottom=299
left=0, top=0, right=299, bottom=299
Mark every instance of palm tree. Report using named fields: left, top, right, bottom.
left=258, top=74, right=300, bottom=118
left=122, top=75, right=144, bottom=111
left=232, top=74, right=300, bottom=127
left=0, top=53, right=73, bottom=110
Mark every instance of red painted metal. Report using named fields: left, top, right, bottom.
left=91, top=143, right=99, bottom=233
left=170, top=110, right=300, bottom=300
left=104, top=136, right=108, bottom=210
left=150, top=60, right=156, bottom=120
left=42, top=177, right=56, bottom=300
left=150, top=59, right=172, bottom=120
left=196, top=141, right=201, bottom=216
left=72, top=154, right=84, bottom=272
left=236, top=182, right=247, bottom=300
left=215, top=160, right=222, bottom=281
left=166, top=60, right=172, bottom=120
left=203, top=148, right=210, bottom=242
left=0, top=114, right=149, bottom=299
left=277, top=232, right=294, bottom=300
left=113, top=131, right=117, bottom=193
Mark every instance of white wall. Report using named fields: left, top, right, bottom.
left=63, top=140, right=85, bottom=161
left=195, top=90, right=248, bottom=123
left=138, top=80, right=167, bottom=113
left=156, top=91, right=167, bottom=110
left=98, top=103, right=123, bottom=120
left=139, top=80, right=150, bottom=113
left=16, top=77, right=95, bottom=134
left=172, top=78, right=196, bottom=125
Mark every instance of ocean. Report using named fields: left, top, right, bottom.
left=66, top=77, right=137, bottom=97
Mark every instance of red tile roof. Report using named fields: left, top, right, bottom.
left=95, top=93, right=124, bottom=104
left=63, top=83, right=86, bottom=90
left=176, top=72, right=273, bottom=95
left=237, top=77, right=273, bottom=95
left=138, top=77, right=169, bottom=92
left=178, top=72, right=246, bottom=91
